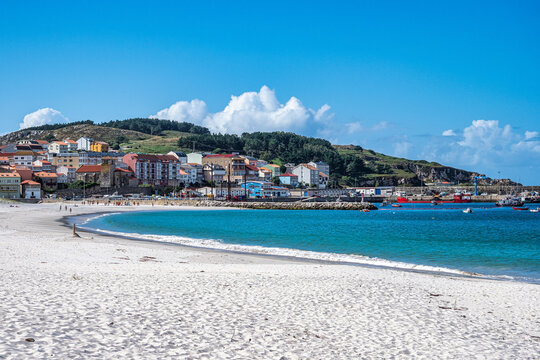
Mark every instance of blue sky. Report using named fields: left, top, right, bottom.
left=1, top=1, right=539, bottom=184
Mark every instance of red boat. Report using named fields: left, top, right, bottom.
left=392, top=204, right=402, bottom=207
left=512, top=207, right=529, bottom=211
left=396, top=194, right=471, bottom=204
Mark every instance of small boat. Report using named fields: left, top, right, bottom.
left=392, top=204, right=402, bottom=208
left=362, top=209, right=370, bottom=212
left=463, top=208, right=473, bottom=213
left=431, top=200, right=439, bottom=205
left=512, top=207, right=529, bottom=211
left=530, top=208, right=539, bottom=213
left=496, top=198, right=524, bottom=207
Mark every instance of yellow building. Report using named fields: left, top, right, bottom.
left=90, top=141, right=109, bottom=152
left=50, top=153, right=79, bottom=168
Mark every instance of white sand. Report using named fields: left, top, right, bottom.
left=0, top=203, right=538, bottom=359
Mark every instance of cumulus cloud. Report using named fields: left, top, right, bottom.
left=150, top=99, right=208, bottom=123
left=20, top=108, right=69, bottom=129
left=525, top=130, right=538, bottom=140
left=442, top=129, right=456, bottom=136
left=150, top=86, right=332, bottom=135
left=346, top=122, right=363, bottom=134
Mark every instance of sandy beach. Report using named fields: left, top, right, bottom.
left=0, top=203, right=538, bottom=359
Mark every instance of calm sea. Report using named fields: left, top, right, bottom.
left=84, top=203, right=540, bottom=283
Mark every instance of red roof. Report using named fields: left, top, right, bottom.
left=34, top=172, right=58, bottom=178
left=35, top=140, right=49, bottom=144
left=76, top=165, right=101, bottom=173
left=130, top=154, right=178, bottom=162
left=114, top=168, right=131, bottom=173
left=64, top=139, right=77, bottom=144
left=245, top=164, right=259, bottom=171
left=280, top=173, right=298, bottom=177
left=22, top=180, right=40, bottom=185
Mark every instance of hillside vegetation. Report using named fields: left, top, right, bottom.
left=1, top=118, right=486, bottom=186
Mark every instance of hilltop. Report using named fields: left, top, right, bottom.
left=0, top=119, right=515, bottom=186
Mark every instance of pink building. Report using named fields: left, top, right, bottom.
left=123, top=153, right=181, bottom=186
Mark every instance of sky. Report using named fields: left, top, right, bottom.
left=1, top=1, right=539, bottom=184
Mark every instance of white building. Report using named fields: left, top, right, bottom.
left=48, top=141, right=68, bottom=154
left=308, top=161, right=330, bottom=176
left=64, top=139, right=78, bottom=152
left=167, top=151, right=188, bottom=164
left=77, top=137, right=93, bottom=151
left=292, top=164, right=320, bottom=187
left=57, top=165, right=77, bottom=183
left=186, top=152, right=213, bottom=165
left=13, top=151, right=35, bottom=167
left=180, top=164, right=200, bottom=185
left=318, top=172, right=328, bottom=189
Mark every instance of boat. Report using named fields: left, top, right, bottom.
left=496, top=198, right=524, bottom=207
left=512, top=207, right=529, bottom=211
left=463, top=208, right=473, bottom=213
left=530, top=208, right=539, bottom=213
left=397, top=194, right=471, bottom=204
left=392, top=204, right=402, bottom=208
left=362, top=209, right=370, bottom=212
left=431, top=200, right=439, bottom=205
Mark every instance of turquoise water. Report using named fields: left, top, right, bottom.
left=84, top=203, right=540, bottom=283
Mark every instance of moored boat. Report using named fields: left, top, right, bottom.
left=397, top=194, right=470, bottom=204
left=512, top=207, right=529, bottom=211
left=496, top=198, right=524, bottom=207
left=392, top=204, right=402, bottom=208
left=463, top=208, right=473, bottom=213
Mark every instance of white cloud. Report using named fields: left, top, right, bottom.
left=150, top=99, right=208, bottom=123
left=525, top=130, right=538, bottom=140
left=150, top=86, right=332, bottom=135
left=346, top=122, right=363, bottom=134
left=20, top=108, right=69, bottom=129
left=393, top=141, right=412, bottom=157
left=442, top=129, right=456, bottom=136
left=371, top=121, right=389, bottom=131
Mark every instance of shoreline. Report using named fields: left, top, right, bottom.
left=68, top=209, right=521, bottom=285
left=1, top=203, right=539, bottom=358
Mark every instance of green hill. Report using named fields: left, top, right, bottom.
left=0, top=118, right=494, bottom=186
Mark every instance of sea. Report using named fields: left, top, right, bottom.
left=82, top=202, right=540, bottom=283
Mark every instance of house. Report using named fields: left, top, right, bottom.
left=63, top=139, right=78, bottom=152
left=245, top=164, right=260, bottom=181
left=258, top=167, right=272, bottom=182
left=75, top=163, right=132, bottom=188
left=181, top=164, right=202, bottom=185
left=0, top=156, right=9, bottom=166
left=292, top=164, right=319, bottom=187
left=284, top=163, right=296, bottom=174
left=261, top=163, right=281, bottom=177
left=186, top=152, right=213, bottom=165
left=35, top=140, right=50, bottom=150
left=33, top=172, right=58, bottom=190
left=318, top=172, right=328, bottom=189
left=279, top=173, right=299, bottom=187
left=90, top=141, right=109, bottom=152
left=239, top=181, right=272, bottom=197
left=167, top=151, right=188, bottom=164
left=308, top=161, right=330, bottom=176
left=14, top=166, right=33, bottom=182
left=202, top=154, right=246, bottom=183
left=0, top=172, right=21, bottom=198
left=56, top=165, right=76, bottom=183
left=203, top=163, right=226, bottom=184
left=77, top=137, right=93, bottom=151
left=123, top=153, right=182, bottom=186
left=13, top=151, right=35, bottom=167
left=78, top=151, right=126, bottom=167
left=48, top=141, right=68, bottom=154
left=32, top=160, right=53, bottom=172
left=50, top=153, right=79, bottom=168
left=21, top=180, right=41, bottom=199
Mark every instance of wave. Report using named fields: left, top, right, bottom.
left=80, top=223, right=488, bottom=279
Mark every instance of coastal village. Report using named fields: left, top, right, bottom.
left=0, top=136, right=388, bottom=201
left=0, top=136, right=538, bottom=204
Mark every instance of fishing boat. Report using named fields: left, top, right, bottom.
left=512, top=207, right=529, bottom=211
left=496, top=198, right=524, bottom=207
left=396, top=194, right=470, bottom=204
left=463, top=208, right=473, bottom=213
left=392, top=204, right=402, bottom=208
left=530, top=208, right=539, bottom=213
